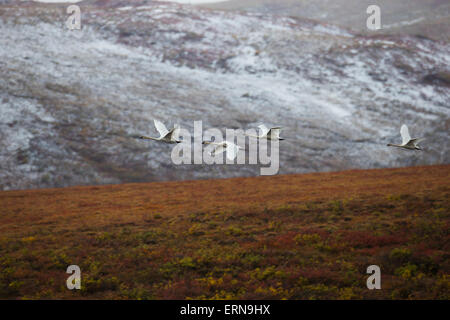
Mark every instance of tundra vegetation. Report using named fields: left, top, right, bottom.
left=0, top=165, right=448, bottom=299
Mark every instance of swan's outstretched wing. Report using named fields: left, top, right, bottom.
left=411, top=138, right=425, bottom=145
left=212, top=144, right=226, bottom=156
left=225, top=142, right=239, bottom=161
left=400, top=124, right=411, bottom=145
left=173, top=124, right=180, bottom=141
left=167, top=124, right=180, bottom=141
left=258, top=124, right=270, bottom=137
left=154, top=119, right=169, bottom=138
left=268, top=127, right=282, bottom=139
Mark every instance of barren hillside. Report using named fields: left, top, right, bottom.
left=0, top=0, right=449, bottom=190
left=201, top=0, right=450, bottom=41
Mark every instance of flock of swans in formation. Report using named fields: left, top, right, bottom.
left=138, top=120, right=424, bottom=161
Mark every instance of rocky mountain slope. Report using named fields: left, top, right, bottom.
left=0, top=0, right=449, bottom=190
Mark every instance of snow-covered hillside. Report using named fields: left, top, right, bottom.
left=0, top=0, right=449, bottom=190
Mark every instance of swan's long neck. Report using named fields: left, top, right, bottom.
left=140, top=136, right=159, bottom=141
left=387, top=143, right=403, bottom=148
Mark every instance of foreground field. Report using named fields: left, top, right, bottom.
left=0, top=165, right=449, bottom=299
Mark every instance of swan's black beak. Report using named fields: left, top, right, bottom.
left=139, top=136, right=144, bottom=139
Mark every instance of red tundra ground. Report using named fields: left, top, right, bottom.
left=0, top=165, right=449, bottom=299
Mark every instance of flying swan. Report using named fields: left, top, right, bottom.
left=245, top=124, right=284, bottom=141
left=387, top=124, right=424, bottom=151
left=202, top=140, right=242, bottom=161
left=139, top=119, right=181, bottom=144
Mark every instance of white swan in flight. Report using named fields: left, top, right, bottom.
left=245, top=124, right=284, bottom=141
left=387, top=124, right=424, bottom=150
left=202, top=140, right=242, bottom=161
left=139, top=119, right=181, bottom=144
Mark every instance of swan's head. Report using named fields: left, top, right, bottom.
left=387, top=143, right=392, bottom=146
left=139, top=136, right=145, bottom=139
left=415, top=146, right=422, bottom=151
